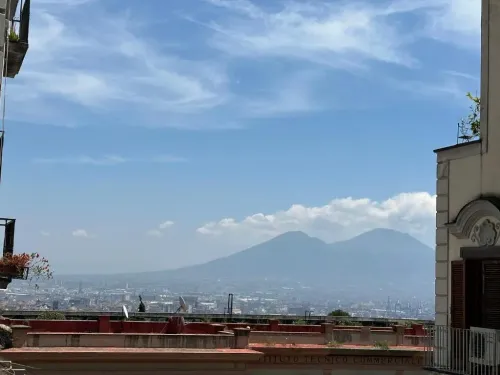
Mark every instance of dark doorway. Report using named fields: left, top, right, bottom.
left=460, top=247, right=500, bottom=329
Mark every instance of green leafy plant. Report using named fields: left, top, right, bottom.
left=37, top=311, right=66, bottom=320
left=373, top=340, right=390, bottom=350
left=336, top=319, right=356, bottom=326
left=328, top=309, right=350, bottom=317
left=8, top=29, right=19, bottom=43
left=458, top=92, right=480, bottom=141
left=294, top=319, right=306, bottom=325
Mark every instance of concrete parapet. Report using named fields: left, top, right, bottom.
left=233, top=328, right=250, bottom=349
left=11, top=325, right=30, bottom=348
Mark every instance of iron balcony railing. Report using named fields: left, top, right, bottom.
left=423, top=326, right=500, bottom=375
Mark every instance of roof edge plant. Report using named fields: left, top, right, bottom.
left=458, top=92, right=480, bottom=142
left=8, top=29, right=19, bottom=43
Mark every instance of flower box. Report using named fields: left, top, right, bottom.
left=0, top=265, right=28, bottom=280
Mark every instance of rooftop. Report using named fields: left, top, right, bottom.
left=0, top=317, right=431, bottom=374
left=0, top=315, right=430, bottom=351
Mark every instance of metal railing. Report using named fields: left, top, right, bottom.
left=424, top=326, right=500, bottom=375
left=18, top=0, right=29, bottom=43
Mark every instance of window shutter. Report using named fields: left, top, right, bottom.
left=482, top=261, right=500, bottom=329
left=451, top=260, right=465, bottom=328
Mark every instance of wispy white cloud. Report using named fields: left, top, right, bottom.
left=242, top=70, right=324, bottom=117
left=202, top=0, right=416, bottom=70
left=386, top=67, right=480, bottom=101
left=40, top=231, right=50, bottom=237
left=7, top=0, right=481, bottom=129
left=32, top=155, right=187, bottom=166
left=158, top=221, right=175, bottom=230
left=7, top=2, right=229, bottom=128
left=443, top=70, right=479, bottom=81
left=388, top=77, right=467, bottom=100
left=201, top=0, right=479, bottom=70
left=72, top=229, right=89, bottom=238
left=147, top=221, right=174, bottom=237
left=146, top=229, right=163, bottom=238
left=423, top=0, right=480, bottom=49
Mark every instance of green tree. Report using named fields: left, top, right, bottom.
left=459, top=92, right=480, bottom=140
left=328, top=309, right=350, bottom=317
left=37, top=311, right=66, bottom=320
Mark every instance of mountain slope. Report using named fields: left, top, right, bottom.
left=169, top=231, right=331, bottom=281
left=166, top=228, right=434, bottom=292
left=61, top=229, right=434, bottom=297
left=325, top=228, right=434, bottom=289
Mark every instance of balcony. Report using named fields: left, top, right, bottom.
left=5, top=0, right=30, bottom=78
left=0, top=218, right=16, bottom=288
left=423, top=326, right=500, bottom=375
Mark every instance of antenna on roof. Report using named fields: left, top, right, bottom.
left=122, top=305, right=129, bottom=320
left=175, top=296, right=187, bottom=314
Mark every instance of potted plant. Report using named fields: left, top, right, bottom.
left=0, top=253, right=52, bottom=285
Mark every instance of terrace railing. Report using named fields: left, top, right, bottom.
left=423, top=325, right=500, bottom=375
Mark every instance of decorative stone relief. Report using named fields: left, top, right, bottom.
left=447, top=198, right=500, bottom=240
left=471, top=219, right=500, bottom=247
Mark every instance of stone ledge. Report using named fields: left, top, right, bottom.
left=435, top=140, right=481, bottom=162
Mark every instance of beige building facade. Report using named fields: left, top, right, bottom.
left=434, top=0, right=500, bottom=329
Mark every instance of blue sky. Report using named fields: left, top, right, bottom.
left=0, top=0, right=479, bottom=274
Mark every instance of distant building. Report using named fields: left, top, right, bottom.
left=69, top=298, right=91, bottom=308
